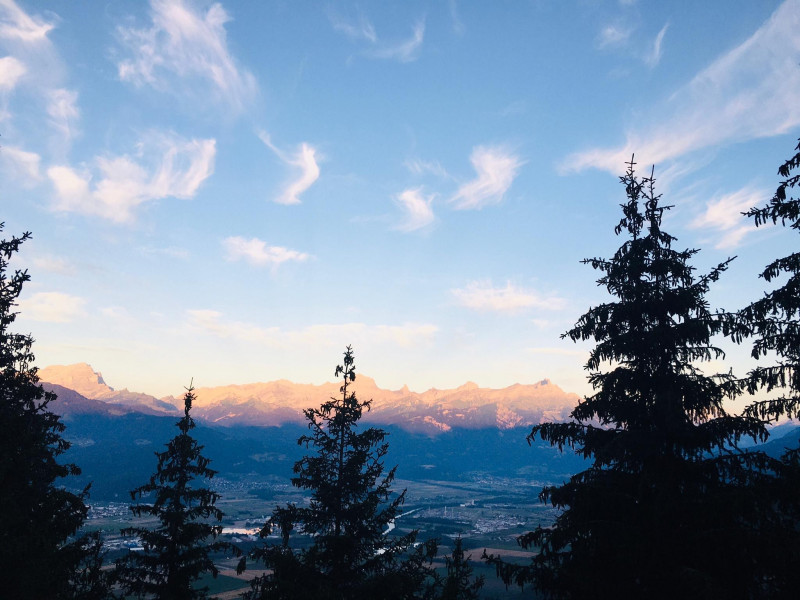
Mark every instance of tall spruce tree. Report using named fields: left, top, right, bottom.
left=0, top=225, right=94, bottom=599
left=115, top=384, right=233, bottom=599
left=243, top=346, right=437, bottom=600
left=731, top=137, right=800, bottom=595
left=486, top=161, right=771, bottom=599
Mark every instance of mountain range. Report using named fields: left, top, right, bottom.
left=39, top=363, right=581, bottom=434
left=36, top=363, right=800, bottom=502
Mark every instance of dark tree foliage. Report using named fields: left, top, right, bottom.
left=736, top=137, right=800, bottom=421
left=243, top=346, right=437, bottom=600
left=440, top=536, right=483, bottom=600
left=486, top=161, right=773, bottom=599
left=0, top=224, right=97, bottom=599
left=115, top=384, right=233, bottom=599
left=728, top=137, right=800, bottom=595
left=67, top=531, right=116, bottom=600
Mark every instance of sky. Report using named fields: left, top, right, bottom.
left=2, top=0, right=800, bottom=400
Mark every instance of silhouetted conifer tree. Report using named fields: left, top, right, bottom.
left=243, top=345, right=437, bottom=600
left=0, top=225, right=99, bottom=599
left=440, top=536, right=483, bottom=600
left=728, top=137, right=800, bottom=595
left=115, top=384, right=233, bottom=599
left=485, top=161, right=772, bottom=599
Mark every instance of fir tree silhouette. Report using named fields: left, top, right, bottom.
left=486, top=161, right=772, bottom=599
left=0, top=224, right=102, bottom=599
left=243, top=345, right=437, bottom=600
left=115, top=383, right=235, bottom=599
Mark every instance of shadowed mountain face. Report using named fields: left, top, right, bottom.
left=40, top=364, right=581, bottom=434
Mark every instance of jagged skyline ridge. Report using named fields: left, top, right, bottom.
left=40, top=363, right=579, bottom=434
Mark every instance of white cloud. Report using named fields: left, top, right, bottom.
left=598, top=24, right=632, bottom=48
left=1, top=145, right=40, bottom=181
left=394, top=188, right=435, bottom=232
left=329, top=12, right=376, bottom=43
left=186, top=310, right=437, bottom=348
left=117, top=0, right=257, bottom=113
left=0, top=0, right=54, bottom=42
left=330, top=11, right=425, bottom=63
left=452, top=281, right=565, bottom=313
left=32, top=255, right=75, bottom=275
left=258, top=131, right=320, bottom=205
left=0, top=55, right=24, bottom=89
left=19, top=292, right=86, bottom=322
left=644, top=23, right=669, bottom=67
left=404, top=158, right=451, bottom=179
left=223, top=236, right=310, bottom=267
left=48, top=133, right=216, bottom=223
left=689, top=186, right=765, bottom=249
left=450, top=146, right=523, bottom=210
left=139, top=245, right=190, bottom=259
left=564, top=0, right=800, bottom=174
left=0, top=3, right=79, bottom=147
left=449, top=0, right=465, bottom=36
left=369, top=19, right=425, bottom=63
left=46, top=88, right=79, bottom=143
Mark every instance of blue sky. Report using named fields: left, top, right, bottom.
left=3, top=0, right=800, bottom=399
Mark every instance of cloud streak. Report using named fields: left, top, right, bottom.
left=564, top=0, right=800, bottom=173
left=186, top=309, right=437, bottom=348
left=223, top=236, right=310, bottom=267
left=19, top=291, right=86, bottom=322
left=0, top=55, right=24, bottom=89
left=117, top=0, right=257, bottom=113
left=47, top=133, right=216, bottom=223
left=0, top=0, right=53, bottom=42
left=689, top=186, right=765, bottom=249
left=1, top=145, right=41, bottom=182
left=368, top=20, right=425, bottom=63
left=394, top=188, right=435, bottom=232
left=644, top=23, right=669, bottom=67
left=450, top=146, right=523, bottom=210
left=452, top=281, right=565, bottom=313
left=330, top=12, right=425, bottom=63
left=258, top=131, right=320, bottom=205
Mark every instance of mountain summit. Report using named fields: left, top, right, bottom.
left=39, top=363, right=178, bottom=414
left=40, top=364, right=580, bottom=434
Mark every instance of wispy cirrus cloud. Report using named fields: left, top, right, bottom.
left=187, top=309, right=437, bottom=348
left=644, top=23, right=669, bottom=67
left=368, top=20, right=425, bottom=63
left=47, top=132, right=216, bottom=223
left=564, top=0, right=800, bottom=174
left=394, top=188, right=435, bottom=232
left=329, top=11, right=376, bottom=43
left=597, top=23, right=632, bottom=48
left=19, top=291, right=86, bottom=322
left=330, top=11, right=425, bottom=63
left=450, top=146, right=523, bottom=210
left=32, top=255, right=76, bottom=276
left=0, top=0, right=53, bottom=42
left=223, top=236, right=310, bottom=267
left=258, top=131, right=320, bottom=205
left=0, top=55, right=24, bottom=90
left=1, top=145, right=41, bottom=182
left=404, top=157, right=451, bottom=179
left=46, top=88, right=79, bottom=144
left=689, top=186, right=765, bottom=249
left=452, top=280, right=565, bottom=313
left=116, top=0, right=257, bottom=113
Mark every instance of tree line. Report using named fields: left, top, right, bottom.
left=1, top=138, right=799, bottom=598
